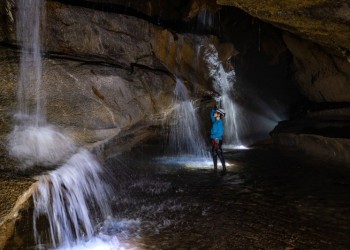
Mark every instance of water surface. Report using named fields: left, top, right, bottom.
left=5, top=145, right=350, bottom=249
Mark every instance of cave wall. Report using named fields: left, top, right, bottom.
left=0, top=0, right=236, bottom=164
left=217, top=0, right=350, bottom=55
left=1, top=0, right=350, bottom=163
left=2, top=0, right=350, bottom=247
left=283, top=33, right=350, bottom=103
left=217, top=0, right=350, bottom=163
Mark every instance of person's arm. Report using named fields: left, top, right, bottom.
left=210, top=107, right=216, bottom=122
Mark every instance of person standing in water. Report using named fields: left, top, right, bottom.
left=210, top=106, right=226, bottom=173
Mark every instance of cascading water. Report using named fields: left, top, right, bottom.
left=9, top=1, right=114, bottom=248
left=196, top=10, right=214, bottom=31
left=167, top=78, right=209, bottom=158
left=8, top=0, right=75, bottom=169
left=203, top=45, right=243, bottom=147
left=33, top=149, right=112, bottom=249
left=16, top=0, right=45, bottom=125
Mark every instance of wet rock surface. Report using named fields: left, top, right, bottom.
left=0, top=171, right=34, bottom=250
left=0, top=45, right=175, bottom=150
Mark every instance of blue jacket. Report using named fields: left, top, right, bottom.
left=210, top=108, right=224, bottom=140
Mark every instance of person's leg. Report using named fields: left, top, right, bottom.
left=217, top=140, right=226, bottom=172
left=211, top=140, right=218, bottom=171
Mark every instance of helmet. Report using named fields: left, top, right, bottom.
left=215, top=108, right=226, bottom=117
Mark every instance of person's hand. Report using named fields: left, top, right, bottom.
left=209, top=98, right=216, bottom=108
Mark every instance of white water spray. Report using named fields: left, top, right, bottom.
left=204, top=45, right=242, bottom=147
left=33, top=149, right=111, bottom=248
left=168, top=78, right=209, bottom=157
left=11, top=1, right=113, bottom=248
left=8, top=124, right=77, bottom=169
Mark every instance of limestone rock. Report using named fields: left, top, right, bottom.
left=0, top=0, right=15, bottom=42
left=272, top=133, right=350, bottom=165
left=217, top=0, right=350, bottom=55
left=0, top=46, right=175, bottom=156
left=44, top=2, right=235, bottom=91
left=0, top=174, right=34, bottom=250
left=45, top=1, right=159, bottom=69
left=150, top=29, right=236, bottom=90
left=70, top=0, right=221, bottom=21
left=0, top=1, right=236, bottom=157
left=283, top=33, right=350, bottom=102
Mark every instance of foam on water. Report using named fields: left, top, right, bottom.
left=8, top=125, right=77, bottom=169
left=57, top=218, right=142, bottom=250
left=57, top=237, right=120, bottom=250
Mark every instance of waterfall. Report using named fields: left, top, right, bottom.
left=16, top=0, right=45, bottom=125
left=167, top=78, right=208, bottom=157
left=204, top=45, right=242, bottom=147
left=197, top=10, right=214, bottom=31
left=10, top=0, right=77, bottom=169
left=33, top=149, right=111, bottom=249
left=9, top=1, right=113, bottom=248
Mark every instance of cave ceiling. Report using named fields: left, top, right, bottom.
left=217, top=0, right=350, bottom=58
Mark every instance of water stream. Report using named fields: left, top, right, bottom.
left=204, top=44, right=243, bottom=147
left=16, top=0, right=45, bottom=125
left=167, top=78, right=209, bottom=158
left=9, top=1, right=114, bottom=248
left=33, top=149, right=112, bottom=249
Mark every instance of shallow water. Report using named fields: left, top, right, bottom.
left=5, top=145, right=350, bottom=249
left=102, top=145, right=350, bottom=249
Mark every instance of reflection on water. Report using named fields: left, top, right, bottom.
left=5, top=146, right=350, bottom=249
left=103, top=146, right=350, bottom=249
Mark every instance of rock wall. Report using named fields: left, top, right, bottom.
left=217, top=0, right=350, bottom=104
left=283, top=33, right=350, bottom=103
left=217, top=0, right=350, bottom=163
left=0, top=0, right=235, bottom=163
left=217, top=0, right=350, bottom=55
left=0, top=2, right=236, bottom=246
left=3, top=0, right=350, bottom=247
